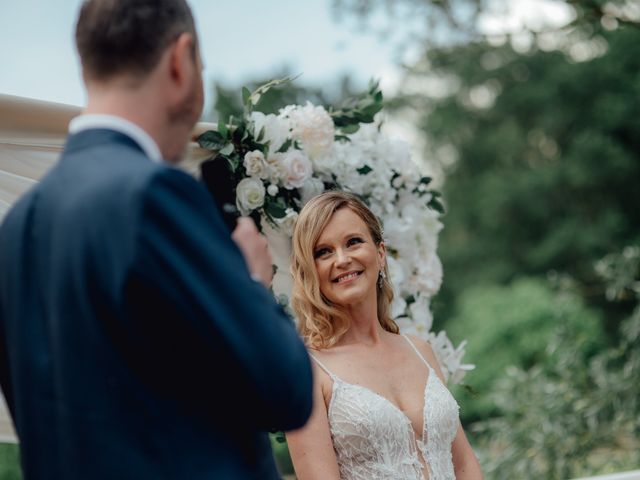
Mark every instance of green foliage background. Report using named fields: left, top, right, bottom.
left=0, top=444, right=20, bottom=480
left=447, top=277, right=603, bottom=421
left=419, top=27, right=640, bottom=333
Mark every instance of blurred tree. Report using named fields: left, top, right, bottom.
left=473, top=247, right=640, bottom=479
left=331, top=0, right=640, bottom=48
left=400, top=25, right=640, bottom=334
left=448, top=277, right=602, bottom=421
left=0, top=443, right=21, bottom=480
left=331, top=0, right=485, bottom=48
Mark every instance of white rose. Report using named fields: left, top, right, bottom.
left=267, top=184, right=279, bottom=196
left=299, top=177, right=325, bottom=205
left=243, top=150, right=269, bottom=179
left=250, top=111, right=290, bottom=155
left=235, top=177, right=265, bottom=215
left=266, top=153, right=287, bottom=185
left=275, top=208, right=299, bottom=236
left=282, top=102, right=334, bottom=159
left=281, top=149, right=313, bottom=190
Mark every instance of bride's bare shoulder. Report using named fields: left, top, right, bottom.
left=404, top=334, right=446, bottom=379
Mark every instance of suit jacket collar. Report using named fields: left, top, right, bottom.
left=63, top=128, right=149, bottom=159
left=69, top=114, right=163, bottom=162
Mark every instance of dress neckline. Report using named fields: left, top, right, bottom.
left=329, top=365, right=434, bottom=445
left=313, top=334, right=436, bottom=445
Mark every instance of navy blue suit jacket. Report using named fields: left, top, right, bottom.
left=0, top=129, right=313, bottom=479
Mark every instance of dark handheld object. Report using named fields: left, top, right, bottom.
left=200, top=156, right=240, bottom=231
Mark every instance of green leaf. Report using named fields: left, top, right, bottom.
left=242, top=87, right=251, bottom=106
left=217, top=119, right=228, bottom=139
left=219, top=143, right=235, bottom=156
left=340, top=123, right=360, bottom=134
left=197, top=130, right=225, bottom=150
left=276, top=139, right=293, bottom=153
left=265, top=199, right=287, bottom=219
left=245, top=75, right=302, bottom=111
left=428, top=197, right=445, bottom=214
left=357, top=165, right=373, bottom=175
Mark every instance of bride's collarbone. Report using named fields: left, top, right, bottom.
left=318, top=347, right=429, bottom=412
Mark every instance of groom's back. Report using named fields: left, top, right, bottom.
left=0, top=134, right=277, bottom=479
left=0, top=135, right=159, bottom=477
left=0, top=0, right=312, bottom=477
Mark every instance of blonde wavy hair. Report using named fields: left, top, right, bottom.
left=291, top=191, right=398, bottom=349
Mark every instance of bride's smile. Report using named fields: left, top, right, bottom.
left=333, top=270, right=363, bottom=284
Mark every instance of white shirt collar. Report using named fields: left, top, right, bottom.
left=68, top=114, right=163, bottom=163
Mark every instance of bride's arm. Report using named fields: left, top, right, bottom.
left=451, top=423, right=484, bottom=479
left=286, top=362, right=341, bottom=480
left=408, top=335, right=484, bottom=479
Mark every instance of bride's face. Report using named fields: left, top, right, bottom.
left=313, top=207, right=385, bottom=309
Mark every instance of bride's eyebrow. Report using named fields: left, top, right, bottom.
left=315, top=232, right=364, bottom=247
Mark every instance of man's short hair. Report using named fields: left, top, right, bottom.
left=75, top=0, right=197, bottom=80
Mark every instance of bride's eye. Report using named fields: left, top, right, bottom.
left=314, top=247, right=330, bottom=258
left=347, top=237, right=364, bottom=247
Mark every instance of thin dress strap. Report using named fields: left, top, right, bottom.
left=309, top=353, right=338, bottom=380
left=402, top=334, right=433, bottom=371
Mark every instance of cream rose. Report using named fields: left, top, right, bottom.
left=266, top=152, right=287, bottom=185
left=281, top=149, right=313, bottom=190
left=243, top=150, right=269, bottom=179
left=235, top=177, right=266, bottom=215
left=282, top=102, right=334, bottom=159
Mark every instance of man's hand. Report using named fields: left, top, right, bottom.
left=231, top=217, right=273, bottom=288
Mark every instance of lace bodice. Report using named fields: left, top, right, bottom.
left=312, top=335, right=460, bottom=480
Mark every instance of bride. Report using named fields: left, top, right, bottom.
left=286, top=191, right=483, bottom=479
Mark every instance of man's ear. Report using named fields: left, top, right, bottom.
left=167, top=32, right=197, bottom=92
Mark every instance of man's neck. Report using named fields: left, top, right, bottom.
left=84, top=87, right=186, bottom=163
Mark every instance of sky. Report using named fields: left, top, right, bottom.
left=0, top=0, right=574, bottom=121
left=0, top=0, right=401, bottom=111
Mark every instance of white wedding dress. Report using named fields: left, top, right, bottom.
left=311, top=335, right=460, bottom=480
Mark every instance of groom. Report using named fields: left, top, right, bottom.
left=0, top=0, right=312, bottom=478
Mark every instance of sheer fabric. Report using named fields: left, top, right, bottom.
left=312, top=335, right=459, bottom=480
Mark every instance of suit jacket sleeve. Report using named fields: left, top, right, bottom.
left=124, top=166, right=312, bottom=431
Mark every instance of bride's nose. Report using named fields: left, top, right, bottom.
left=335, top=248, right=351, bottom=266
